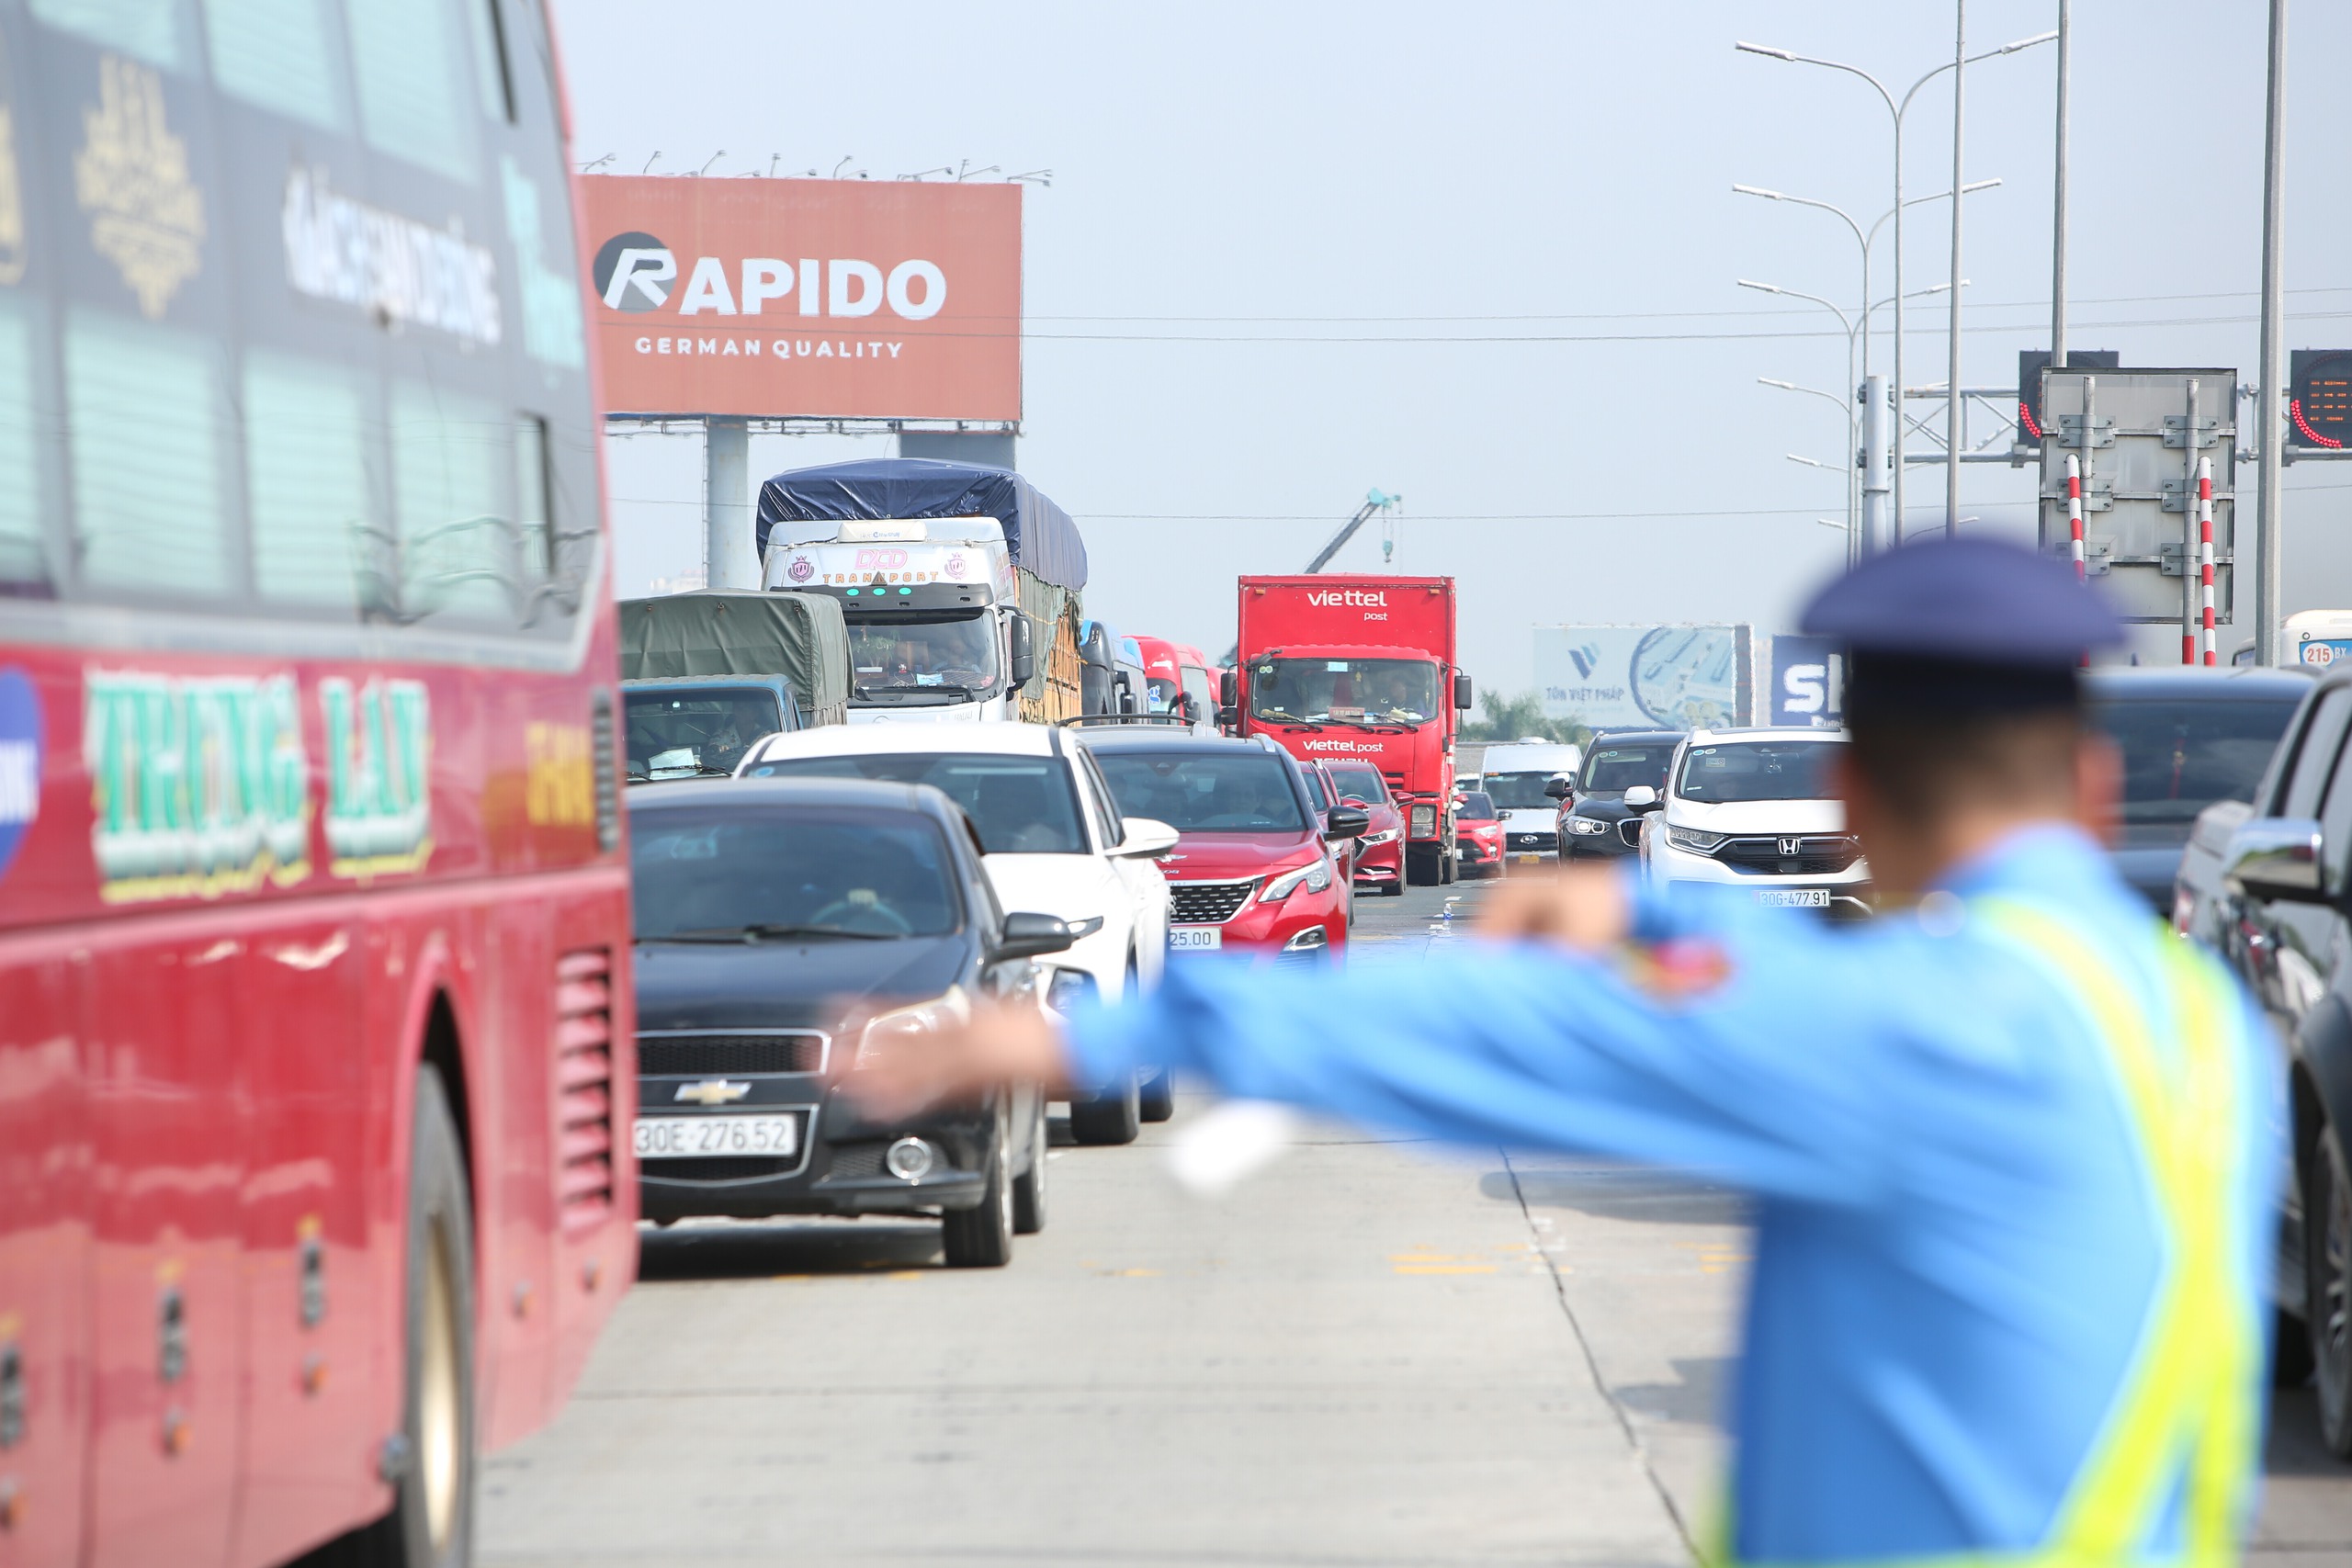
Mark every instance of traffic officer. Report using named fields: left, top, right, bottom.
left=853, top=536, right=2278, bottom=1565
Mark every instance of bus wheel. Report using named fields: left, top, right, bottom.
left=309, top=1066, right=475, bottom=1567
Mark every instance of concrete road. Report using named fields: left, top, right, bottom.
left=482, top=874, right=2352, bottom=1567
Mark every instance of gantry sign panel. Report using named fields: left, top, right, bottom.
left=2037, top=367, right=2236, bottom=626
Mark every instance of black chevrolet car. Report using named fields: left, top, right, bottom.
left=1554, top=729, right=1683, bottom=862
left=628, top=778, right=1070, bottom=1267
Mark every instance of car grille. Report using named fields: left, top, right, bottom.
left=637, top=1032, right=828, bottom=1077
left=1715, top=836, right=1861, bottom=875
left=1273, top=945, right=1332, bottom=972
left=1168, top=878, right=1256, bottom=924
left=827, top=1141, right=888, bottom=1181
left=1508, top=832, right=1555, bottom=850
left=1617, top=819, right=1645, bottom=848
left=644, top=1156, right=799, bottom=1183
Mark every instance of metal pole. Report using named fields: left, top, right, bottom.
left=1860, top=374, right=1890, bottom=557
left=2050, top=0, right=2069, bottom=370
left=1891, top=126, right=1905, bottom=539
left=705, top=415, right=752, bottom=590
left=1945, top=0, right=1967, bottom=537
left=2255, top=0, right=2289, bottom=665
left=2181, top=379, right=2199, bottom=664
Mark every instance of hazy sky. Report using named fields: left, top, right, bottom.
left=550, top=0, right=2352, bottom=691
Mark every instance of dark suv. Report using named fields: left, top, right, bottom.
left=2206, top=669, right=2352, bottom=1456
left=1555, top=729, right=1683, bottom=862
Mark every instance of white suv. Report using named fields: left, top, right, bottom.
left=737, top=722, right=1179, bottom=1140
left=1638, top=728, right=1871, bottom=918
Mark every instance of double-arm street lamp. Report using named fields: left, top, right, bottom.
left=1736, top=28, right=2055, bottom=543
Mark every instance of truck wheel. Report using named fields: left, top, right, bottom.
left=944, top=1105, right=1015, bottom=1267
left=312, top=1066, right=477, bottom=1568
left=1069, top=1071, right=1143, bottom=1145
left=2309, top=1119, right=2352, bottom=1456
left=1012, top=1098, right=1047, bottom=1235
left=1139, top=1067, right=1176, bottom=1122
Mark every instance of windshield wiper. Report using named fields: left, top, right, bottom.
left=1256, top=710, right=1323, bottom=731
left=858, top=683, right=980, bottom=699
left=642, top=922, right=898, bottom=943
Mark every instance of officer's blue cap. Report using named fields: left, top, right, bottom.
left=1801, top=537, right=2124, bottom=718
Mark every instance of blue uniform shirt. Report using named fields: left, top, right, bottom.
left=1063, top=826, right=2278, bottom=1562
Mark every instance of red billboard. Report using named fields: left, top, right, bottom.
left=578, top=176, right=1020, bottom=421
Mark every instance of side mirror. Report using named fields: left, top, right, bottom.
left=1543, top=775, right=1573, bottom=800
left=1324, top=806, right=1371, bottom=840
left=1623, top=785, right=1663, bottom=812
left=1217, top=705, right=1238, bottom=728
left=1007, top=614, right=1036, bottom=687
left=1220, top=669, right=1238, bottom=706
left=995, top=910, right=1076, bottom=960
left=1113, top=817, right=1182, bottom=859
left=2223, top=817, right=2326, bottom=900
left=1453, top=672, right=1474, bottom=711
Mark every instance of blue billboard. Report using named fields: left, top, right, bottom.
left=1769, top=636, right=1846, bottom=728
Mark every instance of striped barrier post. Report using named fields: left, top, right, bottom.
left=2198, top=456, right=2217, bottom=666
left=2066, top=453, right=2086, bottom=580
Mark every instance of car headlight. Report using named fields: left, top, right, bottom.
left=1568, top=817, right=1609, bottom=837
left=1362, top=828, right=1399, bottom=844
left=1408, top=805, right=1436, bottom=836
left=1665, top=825, right=1726, bottom=855
left=1261, top=854, right=1333, bottom=902
left=854, top=986, right=971, bottom=1069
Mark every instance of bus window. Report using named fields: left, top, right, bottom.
left=346, top=0, right=481, bottom=184
left=31, top=0, right=188, bottom=67
left=205, top=0, right=349, bottom=130
left=64, top=310, right=232, bottom=596
left=391, top=381, right=516, bottom=622
left=245, top=349, right=378, bottom=610
left=0, top=307, right=46, bottom=592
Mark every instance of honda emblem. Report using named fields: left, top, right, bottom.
left=1777, top=837, right=1802, bottom=857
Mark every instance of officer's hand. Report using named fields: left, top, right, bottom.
left=1475, top=864, right=1631, bottom=953
left=835, top=998, right=1070, bottom=1122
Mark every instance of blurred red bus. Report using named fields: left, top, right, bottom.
left=0, top=2, right=635, bottom=1563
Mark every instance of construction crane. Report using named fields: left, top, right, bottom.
left=1302, top=489, right=1401, bottom=573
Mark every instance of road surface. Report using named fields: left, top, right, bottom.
left=482, top=875, right=2352, bottom=1567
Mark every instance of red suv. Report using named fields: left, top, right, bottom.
left=1454, top=789, right=1506, bottom=878
left=1079, top=730, right=1366, bottom=967
left=1322, top=757, right=1407, bottom=897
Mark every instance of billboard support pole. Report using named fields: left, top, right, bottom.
left=705, top=416, right=752, bottom=590
left=1859, top=374, right=1889, bottom=557
left=2255, top=0, right=2289, bottom=665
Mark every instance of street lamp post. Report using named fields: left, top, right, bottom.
left=1736, top=27, right=2054, bottom=547
left=1764, top=377, right=1861, bottom=562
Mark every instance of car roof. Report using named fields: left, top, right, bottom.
left=1073, top=729, right=1278, bottom=756
left=744, top=720, right=1063, bottom=762
left=1687, top=727, right=1848, bottom=744
left=1587, top=728, right=1685, bottom=745
left=625, top=775, right=950, bottom=818
left=2085, top=666, right=2314, bottom=699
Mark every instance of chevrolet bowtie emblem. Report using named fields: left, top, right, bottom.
left=675, top=1078, right=751, bottom=1106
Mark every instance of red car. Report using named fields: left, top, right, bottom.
left=1291, top=754, right=1361, bottom=922
left=1324, top=757, right=1408, bottom=897
left=1079, top=730, right=1367, bottom=967
left=1454, top=789, right=1507, bottom=878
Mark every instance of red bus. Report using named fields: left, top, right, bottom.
left=0, top=2, right=635, bottom=1563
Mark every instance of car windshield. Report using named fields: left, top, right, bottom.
left=1325, top=762, right=1390, bottom=804
left=846, top=613, right=999, bottom=700
left=2091, top=695, right=2302, bottom=843
left=1482, top=771, right=1560, bottom=809
left=1093, top=751, right=1308, bottom=833
left=624, top=690, right=783, bottom=780
left=1456, top=791, right=1498, bottom=821
left=1582, top=744, right=1677, bottom=794
left=1297, top=765, right=1332, bottom=810
left=1676, top=741, right=1841, bottom=804
left=630, top=805, right=960, bottom=940
left=745, top=753, right=1086, bottom=854
left=1249, top=657, right=1439, bottom=726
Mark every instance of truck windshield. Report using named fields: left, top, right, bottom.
left=1249, top=657, right=1438, bottom=726
left=847, top=612, right=1000, bottom=703
left=1093, top=752, right=1308, bottom=833
left=2090, top=695, right=2302, bottom=844
left=1676, top=741, right=1842, bottom=804
left=624, top=690, right=784, bottom=780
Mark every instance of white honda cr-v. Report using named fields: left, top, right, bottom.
left=1637, top=728, right=1872, bottom=918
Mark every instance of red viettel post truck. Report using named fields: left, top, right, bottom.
left=1230, top=576, right=1474, bottom=885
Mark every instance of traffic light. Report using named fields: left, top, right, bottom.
left=2017, top=349, right=2120, bottom=443
left=2289, top=350, right=2352, bottom=449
